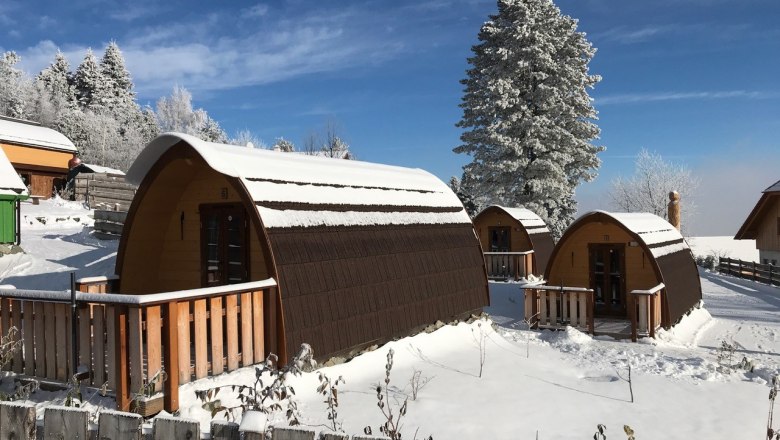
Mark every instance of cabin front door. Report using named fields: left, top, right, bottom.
left=200, top=204, right=248, bottom=287
left=589, top=244, right=626, bottom=317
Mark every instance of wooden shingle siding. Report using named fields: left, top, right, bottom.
left=269, top=224, right=487, bottom=358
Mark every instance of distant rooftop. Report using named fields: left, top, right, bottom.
left=0, top=116, right=77, bottom=153
left=764, top=179, right=780, bottom=193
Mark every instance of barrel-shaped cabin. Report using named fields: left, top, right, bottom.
left=473, top=206, right=554, bottom=279
left=118, top=133, right=489, bottom=363
left=541, top=211, right=701, bottom=333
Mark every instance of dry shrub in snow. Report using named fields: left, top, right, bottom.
left=407, top=369, right=433, bottom=401
left=316, top=371, right=345, bottom=433
left=196, top=343, right=315, bottom=425
left=0, top=327, right=37, bottom=401
left=472, top=321, right=488, bottom=378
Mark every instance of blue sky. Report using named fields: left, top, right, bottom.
left=3, top=0, right=780, bottom=235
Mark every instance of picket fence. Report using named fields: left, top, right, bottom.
left=0, top=401, right=389, bottom=440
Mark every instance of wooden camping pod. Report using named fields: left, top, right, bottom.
left=544, top=211, right=702, bottom=327
left=473, top=205, right=555, bottom=275
left=116, top=134, right=489, bottom=362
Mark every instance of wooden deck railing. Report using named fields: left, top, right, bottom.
left=0, top=277, right=277, bottom=414
left=629, top=283, right=664, bottom=342
left=484, top=251, right=534, bottom=280
left=718, top=257, right=780, bottom=287
left=523, top=285, right=595, bottom=334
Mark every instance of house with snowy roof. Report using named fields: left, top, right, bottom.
left=0, top=116, right=77, bottom=198
left=526, top=211, right=701, bottom=341
left=472, top=205, right=555, bottom=279
left=115, top=132, right=489, bottom=366
left=734, top=180, right=780, bottom=265
left=0, top=146, right=29, bottom=245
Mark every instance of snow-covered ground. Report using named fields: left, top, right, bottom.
left=1, top=202, right=779, bottom=438
left=688, top=235, right=759, bottom=262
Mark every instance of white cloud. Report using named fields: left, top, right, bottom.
left=242, top=3, right=269, bottom=18
left=597, top=90, right=780, bottom=106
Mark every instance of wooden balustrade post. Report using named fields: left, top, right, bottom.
left=114, top=306, right=131, bottom=411
left=649, top=293, right=657, bottom=339
left=629, top=293, right=637, bottom=342
left=163, top=301, right=179, bottom=413
left=586, top=292, right=594, bottom=334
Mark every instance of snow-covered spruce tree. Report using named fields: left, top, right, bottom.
left=36, top=50, right=74, bottom=115
left=454, top=0, right=603, bottom=238
left=0, top=51, right=31, bottom=119
left=449, top=176, right=478, bottom=217
left=73, top=49, right=109, bottom=111
left=99, top=42, right=135, bottom=112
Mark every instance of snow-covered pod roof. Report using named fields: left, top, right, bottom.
left=545, top=210, right=701, bottom=327
left=0, top=146, right=28, bottom=197
left=0, top=116, right=77, bottom=152
left=491, top=206, right=551, bottom=235
left=121, top=132, right=489, bottom=360
left=127, top=132, right=470, bottom=228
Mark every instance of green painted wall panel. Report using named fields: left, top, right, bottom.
left=0, top=200, right=16, bottom=243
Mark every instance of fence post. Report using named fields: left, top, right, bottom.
left=163, top=301, right=180, bottom=413
left=629, top=293, right=637, bottom=342
left=115, top=306, right=131, bottom=411
left=753, top=261, right=757, bottom=282
left=770, top=264, right=774, bottom=286
left=587, top=291, right=594, bottom=334
left=70, top=272, right=79, bottom=380
left=649, top=293, right=657, bottom=339
left=738, top=259, right=743, bottom=279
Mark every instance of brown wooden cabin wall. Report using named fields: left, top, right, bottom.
left=119, top=153, right=269, bottom=294
left=756, top=196, right=780, bottom=253
left=546, top=221, right=659, bottom=293
left=473, top=210, right=532, bottom=253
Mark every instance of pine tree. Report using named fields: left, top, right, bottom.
left=73, top=49, right=105, bottom=110
left=36, top=51, right=74, bottom=109
left=99, top=42, right=135, bottom=113
left=454, top=0, right=604, bottom=238
left=0, top=51, right=30, bottom=118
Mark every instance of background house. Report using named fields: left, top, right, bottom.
left=0, top=116, right=77, bottom=198
left=735, top=180, right=780, bottom=265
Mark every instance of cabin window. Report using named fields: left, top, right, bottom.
left=488, top=227, right=511, bottom=252
left=200, top=204, right=248, bottom=287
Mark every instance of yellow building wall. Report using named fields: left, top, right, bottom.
left=119, top=155, right=269, bottom=294
left=546, top=221, right=660, bottom=293
left=1, top=143, right=72, bottom=171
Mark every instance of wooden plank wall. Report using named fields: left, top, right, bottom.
left=756, top=197, right=780, bottom=252
left=73, top=173, right=137, bottom=211
left=546, top=222, right=659, bottom=293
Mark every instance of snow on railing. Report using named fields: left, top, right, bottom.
left=0, top=278, right=279, bottom=415
left=629, top=283, right=664, bottom=341
left=522, top=285, right=595, bottom=334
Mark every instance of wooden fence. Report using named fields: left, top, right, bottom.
left=0, top=402, right=389, bottom=440
left=718, top=257, right=780, bottom=287
left=93, top=210, right=128, bottom=240
left=73, top=173, right=137, bottom=211
left=0, top=277, right=277, bottom=414
left=483, top=251, right=534, bottom=281
left=524, top=285, right=595, bottom=333
left=629, top=283, right=664, bottom=342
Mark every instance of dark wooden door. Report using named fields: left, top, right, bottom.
left=589, top=244, right=626, bottom=317
left=200, top=204, right=248, bottom=287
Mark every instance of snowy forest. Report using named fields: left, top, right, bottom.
left=0, top=43, right=352, bottom=171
